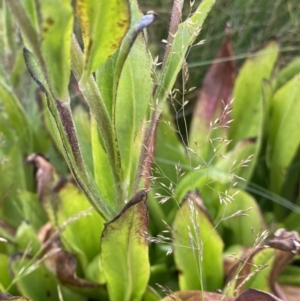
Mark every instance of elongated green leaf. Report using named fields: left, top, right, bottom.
left=90, top=115, right=115, bottom=210
left=77, top=0, right=130, bottom=77
left=24, top=49, right=113, bottom=220
left=273, top=57, right=300, bottom=92
left=40, top=0, right=73, bottom=99
left=112, top=12, right=157, bottom=207
left=267, top=73, right=300, bottom=194
left=172, top=193, right=223, bottom=291
left=0, top=255, right=13, bottom=294
left=228, top=40, right=279, bottom=148
left=155, top=0, right=215, bottom=105
left=85, top=254, right=106, bottom=285
left=115, top=34, right=153, bottom=193
left=15, top=222, right=41, bottom=254
left=72, top=106, right=93, bottom=173
left=101, top=195, right=149, bottom=301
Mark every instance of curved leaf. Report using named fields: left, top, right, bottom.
left=228, top=40, right=279, bottom=148
left=101, top=192, right=149, bottom=301
left=76, top=0, right=130, bottom=77
left=115, top=34, right=153, bottom=193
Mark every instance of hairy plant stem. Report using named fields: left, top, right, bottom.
left=71, top=35, right=124, bottom=212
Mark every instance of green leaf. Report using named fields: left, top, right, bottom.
left=115, top=34, right=153, bottom=193
left=54, top=181, right=104, bottom=269
left=101, top=198, right=149, bottom=301
left=40, top=0, right=73, bottom=99
left=72, top=106, right=93, bottom=173
left=244, top=248, right=275, bottom=291
left=155, top=0, right=215, bottom=105
left=267, top=73, right=300, bottom=194
left=85, top=254, right=106, bottom=284
left=172, top=193, right=224, bottom=291
left=0, top=255, right=13, bottom=294
left=90, top=115, right=115, bottom=210
left=15, top=222, right=41, bottom=254
left=278, top=265, right=300, bottom=286
left=272, top=57, right=300, bottom=92
left=228, top=40, right=279, bottom=148
left=76, top=0, right=130, bottom=77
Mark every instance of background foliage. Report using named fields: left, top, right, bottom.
left=0, top=0, right=300, bottom=301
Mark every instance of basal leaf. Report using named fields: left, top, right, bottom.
left=115, top=34, right=153, bottom=193
left=267, top=73, right=300, bottom=194
left=77, top=0, right=130, bottom=77
left=101, top=192, right=149, bottom=301
left=228, top=40, right=279, bottom=148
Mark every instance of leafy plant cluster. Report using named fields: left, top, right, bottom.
left=0, top=0, right=300, bottom=301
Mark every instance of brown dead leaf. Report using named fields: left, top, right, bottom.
left=160, top=289, right=282, bottom=301
left=279, top=285, right=300, bottom=301
left=0, top=293, right=30, bottom=301
left=26, top=153, right=59, bottom=205
left=160, top=290, right=234, bottom=301
left=226, top=229, right=300, bottom=299
left=235, top=288, right=283, bottom=301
